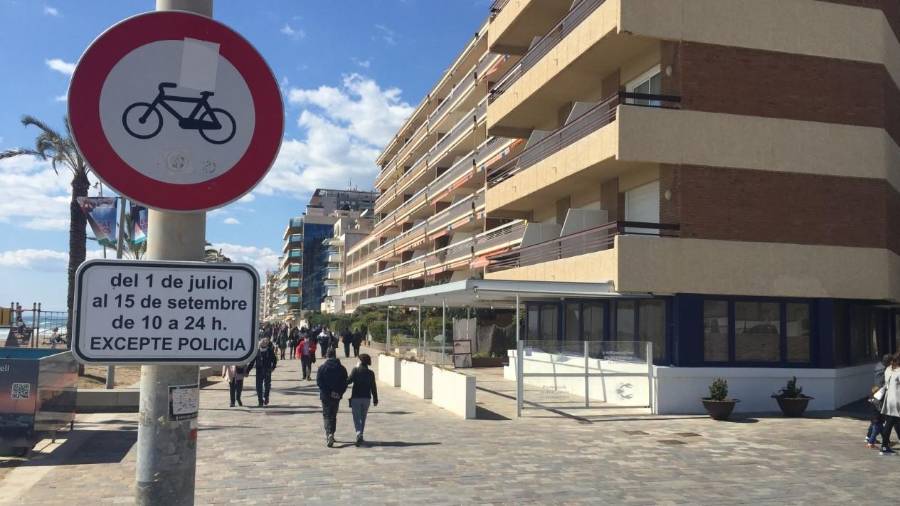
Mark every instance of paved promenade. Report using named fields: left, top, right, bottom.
left=1, top=352, right=895, bottom=505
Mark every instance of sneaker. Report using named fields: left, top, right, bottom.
left=866, top=443, right=877, bottom=449
left=264, top=399, right=269, bottom=406
left=230, top=402, right=235, bottom=407
left=355, top=434, right=363, bottom=447
left=880, top=447, right=895, bottom=455
left=237, top=399, right=242, bottom=406
left=326, top=435, right=335, bottom=448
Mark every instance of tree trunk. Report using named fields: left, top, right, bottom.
left=67, top=168, right=89, bottom=356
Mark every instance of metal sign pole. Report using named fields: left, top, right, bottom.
left=134, top=4, right=210, bottom=505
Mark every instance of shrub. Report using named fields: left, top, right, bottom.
left=773, top=376, right=806, bottom=399
left=708, top=377, right=729, bottom=401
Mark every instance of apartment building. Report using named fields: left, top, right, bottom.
left=321, top=211, right=374, bottom=314
left=260, top=271, right=278, bottom=322
left=355, top=0, right=899, bottom=414
left=343, top=20, right=525, bottom=312
left=278, top=189, right=377, bottom=319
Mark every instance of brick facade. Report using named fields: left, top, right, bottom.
left=672, top=42, right=900, bottom=146
left=661, top=164, right=900, bottom=256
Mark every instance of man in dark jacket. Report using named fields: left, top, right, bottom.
left=247, top=338, right=277, bottom=407
left=316, top=348, right=348, bottom=447
left=351, top=330, right=363, bottom=358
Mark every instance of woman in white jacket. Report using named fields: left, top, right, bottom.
left=222, top=364, right=247, bottom=407
left=880, top=353, right=900, bottom=455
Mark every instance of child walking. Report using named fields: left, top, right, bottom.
left=222, top=364, right=246, bottom=407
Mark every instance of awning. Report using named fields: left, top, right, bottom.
left=359, top=279, right=650, bottom=308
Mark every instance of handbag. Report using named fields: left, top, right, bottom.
left=874, top=385, right=887, bottom=402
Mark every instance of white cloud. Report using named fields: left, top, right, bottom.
left=253, top=74, right=412, bottom=197
left=352, top=58, right=371, bottom=69
left=54, top=94, right=67, bottom=103
left=0, top=156, right=75, bottom=231
left=0, top=249, right=67, bottom=270
left=211, top=243, right=279, bottom=276
left=374, top=24, right=397, bottom=45
left=280, top=23, right=305, bottom=40
left=45, top=58, right=75, bottom=76
left=223, top=217, right=240, bottom=225
left=43, top=6, right=59, bottom=16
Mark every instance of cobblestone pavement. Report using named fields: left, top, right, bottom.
left=1, top=352, right=896, bottom=505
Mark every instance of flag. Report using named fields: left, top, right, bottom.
left=131, top=205, right=148, bottom=245
left=77, top=197, right=117, bottom=248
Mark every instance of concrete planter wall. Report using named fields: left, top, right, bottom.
left=400, top=360, right=432, bottom=399
left=377, top=354, right=401, bottom=387
left=432, top=367, right=476, bottom=419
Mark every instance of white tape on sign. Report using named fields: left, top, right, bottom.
left=179, top=38, right=220, bottom=92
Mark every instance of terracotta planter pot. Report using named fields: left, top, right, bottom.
left=773, top=396, right=812, bottom=417
left=702, top=399, right=738, bottom=420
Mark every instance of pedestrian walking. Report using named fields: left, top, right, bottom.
left=222, top=364, right=247, bottom=407
left=247, top=338, right=277, bottom=407
left=347, top=353, right=378, bottom=446
left=277, top=324, right=289, bottom=360
left=879, top=353, right=900, bottom=455
left=288, top=325, right=301, bottom=359
left=318, top=329, right=331, bottom=359
left=296, top=333, right=317, bottom=381
left=342, top=330, right=352, bottom=358
left=351, top=330, right=362, bottom=358
left=316, top=348, right=348, bottom=447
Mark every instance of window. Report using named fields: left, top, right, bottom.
left=786, top=303, right=811, bottom=363
left=639, top=300, right=666, bottom=361
left=615, top=300, right=636, bottom=342
left=624, top=181, right=660, bottom=235
left=850, top=305, right=873, bottom=365
left=565, top=303, right=581, bottom=340
left=626, top=65, right=662, bottom=106
left=540, top=304, right=558, bottom=340
left=527, top=306, right=539, bottom=340
left=833, top=303, right=848, bottom=367
left=703, top=300, right=729, bottom=362
left=735, top=301, right=780, bottom=362
left=583, top=303, right=604, bottom=340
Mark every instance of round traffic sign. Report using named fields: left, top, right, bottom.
left=69, top=11, right=283, bottom=211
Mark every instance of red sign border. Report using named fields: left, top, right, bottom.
left=68, top=11, right=283, bottom=212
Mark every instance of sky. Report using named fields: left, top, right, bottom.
left=0, top=0, right=492, bottom=310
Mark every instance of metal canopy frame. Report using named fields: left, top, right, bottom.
left=359, top=279, right=649, bottom=309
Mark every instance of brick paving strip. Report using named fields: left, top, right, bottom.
left=1, top=350, right=895, bottom=505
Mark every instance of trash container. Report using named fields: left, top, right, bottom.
left=0, top=348, right=77, bottom=456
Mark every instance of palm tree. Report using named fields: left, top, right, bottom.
left=0, top=116, right=90, bottom=343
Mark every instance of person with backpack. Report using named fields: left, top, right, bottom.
left=276, top=324, right=289, bottom=360
left=222, top=363, right=247, bottom=407
left=878, top=353, right=900, bottom=455
left=296, top=333, right=317, bottom=381
left=247, top=337, right=277, bottom=407
left=316, top=348, right=348, bottom=447
left=347, top=353, right=378, bottom=446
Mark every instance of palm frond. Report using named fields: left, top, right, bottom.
left=21, top=115, right=62, bottom=141
left=0, top=148, right=43, bottom=160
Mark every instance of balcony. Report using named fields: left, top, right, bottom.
left=427, top=190, right=485, bottom=240
left=487, top=93, right=680, bottom=212
left=485, top=221, right=678, bottom=274
left=489, top=0, right=573, bottom=55
left=490, top=0, right=606, bottom=106
left=282, top=218, right=304, bottom=239
left=326, top=268, right=342, bottom=281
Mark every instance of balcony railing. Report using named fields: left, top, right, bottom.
left=485, top=221, right=680, bottom=273
left=428, top=98, right=486, bottom=164
left=490, top=0, right=510, bottom=17
left=428, top=61, right=478, bottom=126
left=487, top=92, right=680, bottom=186
left=489, top=0, right=606, bottom=104
left=473, top=219, right=526, bottom=256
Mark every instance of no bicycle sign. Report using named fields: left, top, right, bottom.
left=68, top=11, right=283, bottom=212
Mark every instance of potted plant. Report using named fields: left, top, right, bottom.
left=702, top=377, right=738, bottom=420
left=772, top=376, right=813, bottom=417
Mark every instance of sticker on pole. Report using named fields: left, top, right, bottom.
left=71, top=260, right=259, bottom=365
left=68, top=11, right=283, bottom=212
